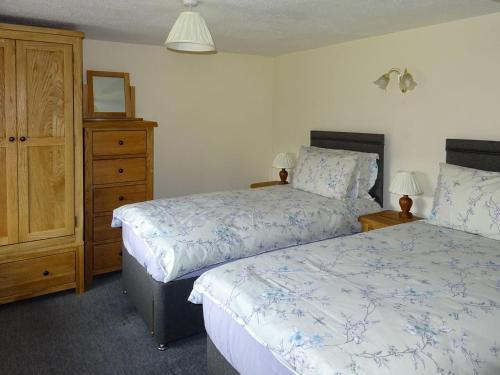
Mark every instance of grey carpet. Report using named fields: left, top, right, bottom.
left=0, top=273, right=206, bottom=375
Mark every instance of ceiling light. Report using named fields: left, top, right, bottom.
left=165, top=0, right=216, bottom=53
left=374, top=68, right=417, bottom=94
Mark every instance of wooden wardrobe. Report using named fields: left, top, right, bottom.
left=0, top=24, right=84, bottom=303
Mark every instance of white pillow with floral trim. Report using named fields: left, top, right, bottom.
left=428, top=163, right=500, bottom=240
left=292, top=146, right=358, bottom=199
left=311, top=146, right=378, bottom=200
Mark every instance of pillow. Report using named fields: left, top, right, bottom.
left=311, top=147, right=379, bottom=199
left=428, top=163, right=500, bottom=240
left=292, top=146, right=358, bottom=199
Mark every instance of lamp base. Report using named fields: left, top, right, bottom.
left=279, top=169, right=289, bottom=184
left=399, top=195, right=413, bottom=219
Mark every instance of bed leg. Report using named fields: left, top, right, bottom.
left=157, top=344, right=168, bottom=351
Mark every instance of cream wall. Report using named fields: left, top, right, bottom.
left=273, top=12, right=500, bottom=216
left=84, top=40, right=274, bottom=198
left=84, top=12, right=500, bottom=212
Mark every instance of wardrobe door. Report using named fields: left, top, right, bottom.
left=16, top=41, right=75, bottom=242
left=0, top=39, right=18, bottom=246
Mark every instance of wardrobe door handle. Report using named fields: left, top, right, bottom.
left=19, top=136, right=27, bottom=142
left=118, top=140, right=124, bottom=146
left=8, top=136, right=15, bottom=142
left=42, top=270, right=50, bottom=277
left=118, top=168, right=124, bottom=174
left=118, top=196, right=125, bottom=201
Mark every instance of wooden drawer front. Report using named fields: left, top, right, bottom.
left=94, top=214, right=122, bottom=242
left=0, top=252, right=75, bottom=298
left=94, top=184, right=147, bottom=213
left=363, top=221, right=389, bottom=232
left=93, top=131, right=146, bottom=156
left=94, top=242, right=122, bottom=274
left=93, top=158, right=146, bottom=185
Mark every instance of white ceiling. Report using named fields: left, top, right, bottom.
left=1, top=0, right=500, bottom=56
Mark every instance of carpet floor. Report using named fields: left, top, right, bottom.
left=0, top=273, right=206, bottom=375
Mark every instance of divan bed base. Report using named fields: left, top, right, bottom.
left=122, top=245, right=205, bottom=349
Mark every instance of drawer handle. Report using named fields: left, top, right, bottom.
left=8, top=136, right=15, bottom=142
left=42, top=270, right=50, bottom=277
left=119, top=251, right=123, bottom=257
left=118, top=196, right=125, bottom=201
left=20, top=136, right=27, bottom=142
left=118, top=140, right=124, bottom=145
left=118, top=168, right=124, bottom=174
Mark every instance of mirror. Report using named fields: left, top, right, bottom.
left=93, top=76, right=126, bottom=112
left=87, top=71, right=132, bottom=118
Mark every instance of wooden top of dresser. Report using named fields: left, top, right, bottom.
left=83, top=118, right=158, bottom=129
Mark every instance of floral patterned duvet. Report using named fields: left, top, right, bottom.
left=189, top=221, right=500, bottom=374
left=112, top=186, right=380, bottom=283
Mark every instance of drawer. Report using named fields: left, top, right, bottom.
left=362, top=221, right=388, bottom=232
left=93, top=184, right=147, bottom=213
left=93, top=214, right=122, bottom=242
left=93, top=158, right=146, bottom=185
left=93, top=242, right=122, bottom=274
left=0, top=251, right=75, bottom=299
left=93, top=130, right=146, bottom=156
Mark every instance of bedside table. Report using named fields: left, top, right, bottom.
left=358, top=210, right=422, bottom=232
left=250, top=181, right=286, bottom=189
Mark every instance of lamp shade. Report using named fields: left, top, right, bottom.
left=165, top=11, right=216, bottom=53
left=399, top=69, right=417, bottom=93
left=273, top=153, right=295, bottom=169
left=389, top=171, right=423, bottom=196
left=374, top=73, right=390, bottom=90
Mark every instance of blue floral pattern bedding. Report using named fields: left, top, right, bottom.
left=112, top=186, right=380, bottom=282
left=190, top=222, right=500, bottom=374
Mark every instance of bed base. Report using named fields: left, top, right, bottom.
left=122, top=246, right=205, bottom=349
left=207, top=336, right=239, bottom=375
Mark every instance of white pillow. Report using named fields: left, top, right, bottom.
left=428, top=163, right=500, bottom=240
left=311, top=146, right=379, bottom=199
left=292, top=146, right=358, bottom=199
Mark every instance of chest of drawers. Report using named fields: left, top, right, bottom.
left=83, top=119, right=157, bottom=287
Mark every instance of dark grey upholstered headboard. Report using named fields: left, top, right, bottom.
left=310, top=131, right=385, bottom=206
left=446, top=139, right=500, bottom=172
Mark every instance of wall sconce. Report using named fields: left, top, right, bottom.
left=374, top=68, right=417, bottom=94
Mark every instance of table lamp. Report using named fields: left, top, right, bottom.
left=273, top=153, right=295, bottom=184
left=389, top=171, right=423, bottom=219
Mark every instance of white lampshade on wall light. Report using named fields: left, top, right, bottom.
left=374, top=68, right=417, bottom=93
left=273, top=152, right=295, bottom=184
left=165, top=0, right=216, bottom=53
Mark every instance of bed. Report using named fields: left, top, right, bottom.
left=115, top=131, right=385, bottom=349
left=190, top=138, right=500, bottom=374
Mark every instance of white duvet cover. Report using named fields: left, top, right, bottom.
left=112, top=186, right=379, bottom=282
left=190, top=221, right=500, bottom=375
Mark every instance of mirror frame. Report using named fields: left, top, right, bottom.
left=87, top=71, right=132, bottom=118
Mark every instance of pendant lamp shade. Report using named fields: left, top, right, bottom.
left=165, top=11, right=216, bottom=53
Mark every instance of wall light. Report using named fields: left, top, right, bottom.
left=374, top=68, right=417, bottom=94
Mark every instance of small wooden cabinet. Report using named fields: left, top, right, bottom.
left=250, top=181, right=286, bottom=189
left=84, top=119, right=156, bottom=287
left=358, top=210, right=422, bottom=232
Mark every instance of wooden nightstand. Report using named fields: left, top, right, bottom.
left=250, top=181, right=287, bottom=189
left=358, top=210, right=422, bottom=232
